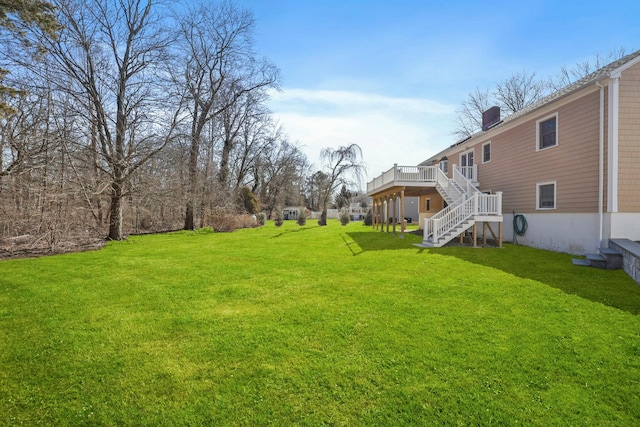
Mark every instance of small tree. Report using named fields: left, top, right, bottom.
left=317, top=144, right=365, bottom=226
left=339, top=208, right=350, bottom=226
left=296, top=209, right=307, bottom=226
left=257, top=212, right=266, bottom=226
left=364, top=208, right=372, bottom=226
left=274, top=208, right=284, bottom=227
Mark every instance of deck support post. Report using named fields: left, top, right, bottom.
left=473, top=222, right=477, bottom=248
left=483, top=222, right=487, bottom=246
left=385, top=197, right=389, bottom=233
left=392, top=194, right=397, bottom=235
left=372, top=199, right=376, bottom=229
left=400, top=190, right=405, bottom=239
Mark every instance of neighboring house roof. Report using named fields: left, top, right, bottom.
left=421, top=48, right=640, bottom=165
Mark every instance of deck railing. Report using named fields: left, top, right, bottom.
left=367, top=163, right=480, bottom=195
left=458, top=165, right=477, bottom=182
left=367, top=164, right=439, bottom=194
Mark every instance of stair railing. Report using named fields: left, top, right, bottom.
left=453, top=165, right=481, bottom=198
left=431, top=195, right=476, bottom=242
left=435, top=168, right=464, bottom=204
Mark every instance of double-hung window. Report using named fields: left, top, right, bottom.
left=482, top=142, right=491, bottom=163
left=537, top=113, right=558, bottom=150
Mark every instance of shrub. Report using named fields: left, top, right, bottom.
left=206, top=208, right=259, bottom=232
left=339, top=208, right=350, bottom=226
left=274, top=209, right=284, bottom=227
left=257, top=212, right=266, bottom=226
left=364, top=208, right=372, bottom=226
left=296, top=209, right=307, bottom=226
left=239, top=187, right=258, bottom=214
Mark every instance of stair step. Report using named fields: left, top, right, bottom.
left=600, top=247, right=621, bottom=255
left=571, top=258, right=590, bottom=266
left=586, top=253, right=606, bottom=269
left=599, top=247, right=623, bottom=269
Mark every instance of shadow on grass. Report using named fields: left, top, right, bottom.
left=345, top=232, right=426, bottom=256
left=271, top=224, right=321, bottom=238
left=433, top=244, right=640, bottom=316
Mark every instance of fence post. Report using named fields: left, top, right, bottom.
left=496, top=191, right=503, bottom=215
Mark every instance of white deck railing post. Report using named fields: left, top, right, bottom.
left=473, top=193, right=478, bottom=215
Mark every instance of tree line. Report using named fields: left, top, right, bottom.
left=453, top=48, right=628, bottom=140
left=1, top=0, right=365, bottom=251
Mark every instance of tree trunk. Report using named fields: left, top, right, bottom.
left=108, top=182, right=124, bottom=240
left=218, top=135, right=232, bottom=187
left=184, top=133, right=200, bottom=230
left=320, top=209, right=327, bottom=226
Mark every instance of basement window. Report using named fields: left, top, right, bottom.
left=537, top=181, right=556, bottom=210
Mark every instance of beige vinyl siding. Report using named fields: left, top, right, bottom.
left=448, top=90, right=602, bottom=214
left=618, top=62, right=640, bottom=212
left=419, top=191, right=444, bottom=214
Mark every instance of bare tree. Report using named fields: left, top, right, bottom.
left=317, top=144, right=365, bottom=226
left=452, top=87, right=490, bottom=141
left=305, top=171, right=329, bottom=212
left=229, top=101, right=274, bottom=190
left=44, top=0, right=181, bottom=240
left=0, top=91, right=50, bottom=177
left=175, top=0, right=279, bottom=230
left=550, top=48, right=627, bottom=91
left=494, top=70, right=547, bottom=114
left=254, top=137, right=306, bottom=218
left=453, top=70, right=548, bottom=140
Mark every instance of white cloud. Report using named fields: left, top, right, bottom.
left=267, top=88, right=458, bottom=188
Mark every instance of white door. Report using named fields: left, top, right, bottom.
left=460, top=150, right=474, bottom=180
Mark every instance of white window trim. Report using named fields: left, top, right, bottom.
left=439, top=159, right=448, bottom=174
left=459, top=148, right=474, bottom=167
left=536, top=112, right=558, bottom=152
left=536, top=181, right=557, bottom=210
left=481, top=141, right=491, bottom=164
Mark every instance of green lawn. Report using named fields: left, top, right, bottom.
left=1, top=221, right=639, bottom=426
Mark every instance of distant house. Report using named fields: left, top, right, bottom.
left=348, top=202, right=366, bottom=221
left=367, top=49, right=640, bottom=256
left=283, top=207, right=303, bottom=220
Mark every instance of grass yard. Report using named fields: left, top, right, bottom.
left=1, top=220, right=639, bottom=425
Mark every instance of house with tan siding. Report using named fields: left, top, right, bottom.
left=367, top=49, right=640, bottom=256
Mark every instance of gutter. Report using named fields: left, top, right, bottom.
left=595, top=81, right=605, bottom=247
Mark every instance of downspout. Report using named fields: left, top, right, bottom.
left=596, top=81, right=605, bottom=248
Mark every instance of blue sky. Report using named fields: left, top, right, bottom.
left=241, top=0, right=639, bottom=181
